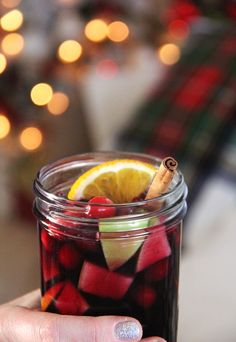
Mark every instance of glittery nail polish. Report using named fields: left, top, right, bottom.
left=114, top=321, right=141, bottom=340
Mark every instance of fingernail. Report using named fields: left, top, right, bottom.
left=114, top=320, right=142, bottom=340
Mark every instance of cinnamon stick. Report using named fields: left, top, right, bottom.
left=145, top=157, right=178, bottom=200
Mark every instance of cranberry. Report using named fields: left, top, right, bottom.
left=87, top=196, right=116, bottom=219
left=133, top=284, right=156, bottom=309
left=146, top=258, right=169, bottom=282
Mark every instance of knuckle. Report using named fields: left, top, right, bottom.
left=38, top=318, right=59, bottom=342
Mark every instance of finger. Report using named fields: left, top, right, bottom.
left=0, top=305, right=143, bottom=342
left=7, top=289, right=41, bottom=310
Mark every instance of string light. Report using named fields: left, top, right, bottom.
left=19, top=126, right=43, bottom=151
left=84, top=19, right=108, bottom=42
left=0, top=53, right=7, bottom=74
left=47, top=92, right=69, bottom=115
left=1, top=9, right=24, bottom=32
left=31, top=83, right=53, bottom=106
left=57, top=40, right=82, bottom=63
left=0, top=114, right=11, bottom=139
left=158, top=43, right=181, bottom=65
left=1, top=0, right=22, bottom=8
left=107, top=21, right=129, bottom=42
left=1, top=33, right=24, bottom=56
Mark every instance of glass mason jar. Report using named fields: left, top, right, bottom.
left=33, top=151, right=187, bottom=342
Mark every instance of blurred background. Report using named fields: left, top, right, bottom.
left=0, top=0, right=235, bottom=341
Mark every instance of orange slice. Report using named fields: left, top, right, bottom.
left=68, top=159, right=157, bottom=203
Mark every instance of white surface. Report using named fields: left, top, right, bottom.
left=81, top=46, right=165, bottom=149
left=179, top=175, right=236, bottom=342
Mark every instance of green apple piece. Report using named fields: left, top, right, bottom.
left=99, top=218, right=150, bottom=271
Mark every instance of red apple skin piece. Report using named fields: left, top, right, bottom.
left=136, top=226, right=171, bottom=273
left=78, top=261, right=134, bottom=300
left=56, top=281, right=89, bottom=315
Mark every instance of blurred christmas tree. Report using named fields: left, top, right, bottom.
left=0, top=0, right=235, bottom=219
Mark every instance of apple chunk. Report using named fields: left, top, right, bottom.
left=99, top=218, right=149, bottom=271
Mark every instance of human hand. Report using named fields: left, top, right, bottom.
left=0, top=289, right=166, bottom=342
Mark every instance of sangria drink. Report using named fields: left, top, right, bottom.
left=33, top=152, right=187, bottom=342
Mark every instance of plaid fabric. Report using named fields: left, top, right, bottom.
left=118, top=24, right=236, bottom=206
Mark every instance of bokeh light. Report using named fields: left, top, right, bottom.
left=1, top=0, right=21, bottom=8
left=107, top=21, right=129, bottom=42
left=84, top=19, right=108, bottom=42
left=47, top=92, right=69, bottom=115
left=158, top=43, right=181, bottom=65
left=19, top=126, right=43, bottom=151
left=31, top=83, right=53, bottom=106
left=0, top=114, right=10, bottom=139
left=168, top=19, right=189, bottom=39
left=96, top=59, right=118, bottom=79
left=1, top=9, right=24, bottom=32
left=0, top=53, right=7, bottom=74
left=1, top=33, right=24, bottom=56
left=57, top=40, right=82, bottom=63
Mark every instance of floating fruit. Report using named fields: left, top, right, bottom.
left=99, top=217, right=149, bottom=270
left=68, top=159, right=157, bottom=203
left=87, top=196, right=116, bottom=218
left=145, top=258, right=169, bottom=282
left=78, top=261, right=134, bottom=300
left=132, top=284, right=157, bottom=309
left=41, top=282, right=64, bottom=311
left=136, top=226, right=171, bottom=273
left=55, top=281, right=89, bottom=315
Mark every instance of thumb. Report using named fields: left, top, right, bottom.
left=0, top=305, right=143, bottom=342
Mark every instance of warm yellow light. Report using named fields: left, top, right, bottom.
left=158, top=43, right=181, bottom=65
left=1, top=0, right=21, bottom=8
left=31, top=83, right=53, bottom=106
left=57, top=40, right=82, bottom=63
left=19, top=127, right=43, bottom=151
left=47, top=92, right=69, bottom=115
left=107, top=21, right=129, bottom=42
left=1, top=33, right=24, bottom=56
left=84, top=19, right=108, bottom=42
left=1, top=9, right=23, bottom=32
left=0, top=53, right=7, bottom=74
left=0, top=114, right=10, bottom=139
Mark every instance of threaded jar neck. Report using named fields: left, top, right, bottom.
left=33, top=152, right=187, bottom=237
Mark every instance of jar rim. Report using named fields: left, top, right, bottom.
left=33, top=151, right=186, bottom=208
